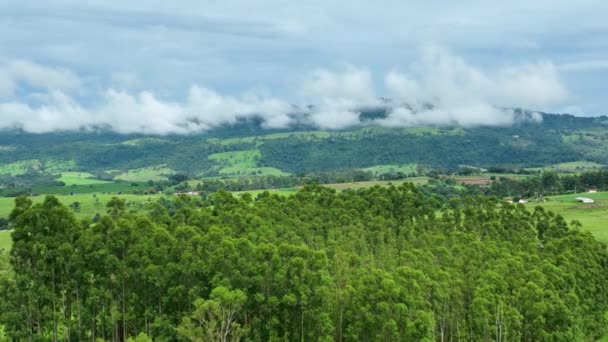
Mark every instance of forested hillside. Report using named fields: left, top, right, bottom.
left=1, top=185, right=607, bottom=341
left=0, top=113, right=607, bottom=182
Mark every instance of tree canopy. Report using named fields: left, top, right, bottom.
left=1, top=185, right=607, bottom=341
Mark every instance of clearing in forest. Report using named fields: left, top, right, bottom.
left=208, top=150, right=290, bottom=177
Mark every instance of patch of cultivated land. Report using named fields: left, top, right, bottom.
left=208, top=150, right=290, bottom=177
left=58, top=172, right=112, bottom=185
left=528, top=192, right=608, bottom=242
left=114, top=165, right=175, bottom=182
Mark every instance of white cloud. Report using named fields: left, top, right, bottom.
left=299, top=66, right=378, bottom=129
left=378, top=47, right=567, bottom=127
left=0, top=83, right=294, bottom=134
left=306, top=99, right=363, bottom=130
left=0, top=48, right=574, bottom=133
left=0, top=91, right=88, bottom=133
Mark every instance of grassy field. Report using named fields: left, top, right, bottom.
left=58, top=172, right=112, bottom=185
left=208, top=150, right=290, bottom=177
left=232, top=187, right=299, bottom=198
left=114, top=165, right=175, bottom=182
left=526, top=161, right=605, bottom=173
left=0, top=230, right=10, bottom=253
left=33, top=182, right=151, bottom=195
left=528, top=192, right=608, bottom=242
left=548, top=161, right=605, bottom=172
left=323, top=178, right=429, bottom=190
left=0, top=193, right=162, bottom=220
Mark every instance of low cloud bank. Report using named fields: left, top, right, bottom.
left=0, top=48, right=569, bottom=134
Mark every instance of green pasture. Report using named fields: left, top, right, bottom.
left=548, top=161, right=605, bottom=172
left=0, top=230, right=10, bottom=253
left=33, top=182, right=150, bottom=195
left=324, top=178, right=429, bottom=191
left=526, top=161, right=605, bottom=173
left=0, top=194, right=162, bottom=221
left=58, top=172, right=111, bottom=185
left=114, top=165, right=175, bottom=182
left=208, top=150, right=291, bottom=177
left=233, top=187, right=299, bottom=198
left=530, top=192, right=608, bottom=242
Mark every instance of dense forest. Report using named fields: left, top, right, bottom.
left=1, top=185, right=607, bottom=341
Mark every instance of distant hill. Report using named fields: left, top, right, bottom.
left=0, top=112, right=607, bottom=180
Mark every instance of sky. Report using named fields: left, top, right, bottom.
left=0, top=1, right=607, bottom=134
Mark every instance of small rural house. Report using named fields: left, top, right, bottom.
left=588, top=188, right=598, bottom=193
left=576, top=197, right=595, bottom=203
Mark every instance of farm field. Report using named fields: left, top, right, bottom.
left=529, top=191, right=608, bottom=242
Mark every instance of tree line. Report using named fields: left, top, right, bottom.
left=485, top=170, right=608, bottom=198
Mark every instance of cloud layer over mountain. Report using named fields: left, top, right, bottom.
left=0, top=47, right=571, bottom=134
